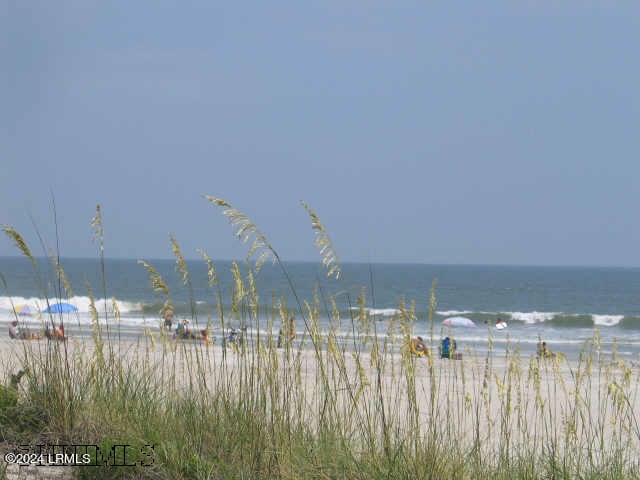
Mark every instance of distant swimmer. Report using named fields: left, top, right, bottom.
left=495, top=318, right=507, bottom=330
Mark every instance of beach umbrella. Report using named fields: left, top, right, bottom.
left=442, top=316, right=477, bottom=328
left=13, top=304, right=32, bottom=316
left=44, top=302, right=78, bottom=314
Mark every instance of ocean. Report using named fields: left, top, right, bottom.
left=2, top=256, right=640, bottom=360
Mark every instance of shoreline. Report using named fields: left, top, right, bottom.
left=2, top=318, right=640, bottom=364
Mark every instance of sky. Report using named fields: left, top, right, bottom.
left=2, top=1, right=640, bottom=266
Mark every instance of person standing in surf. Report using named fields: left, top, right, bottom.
left=163, top=309, right=174, bottom=331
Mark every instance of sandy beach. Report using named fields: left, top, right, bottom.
left=2, top=331, right=639, bottom=468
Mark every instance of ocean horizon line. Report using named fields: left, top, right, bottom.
left=1, top=255, right=638, bottom=270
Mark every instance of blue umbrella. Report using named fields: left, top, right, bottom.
left=44, top=302, right=78, bottom=314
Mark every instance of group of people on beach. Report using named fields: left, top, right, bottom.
left=8, top=320, right=67, bottom=341
left=8, top=320, right=41, bottom=340
left=162, top=309, right=212, bottom=344
left=162, top=309, right=297, bottom=349
left=11, top=308, right=559, bottom=362
left=410, top=335, right=557, bottom=360
left=410, top=336, right=463, bottom=360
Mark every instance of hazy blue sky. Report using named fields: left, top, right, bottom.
left=3, top=1, right=639, bottom=266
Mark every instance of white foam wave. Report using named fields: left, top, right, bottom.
left=600, top=349, right=633, bottom=356
left=368, top=308, right=400, bottom=317
left=350, top=307, right=400, bottom=317
left=507, top=311, right=558, bottom=324
left=593, top=315, right=624, bottom=327
left=0, top=296, right=43, bottom=312
left=0, top=312, right=155, bottom=328
left=436, top=310, right=472, bottom=316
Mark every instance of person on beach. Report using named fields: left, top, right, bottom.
left=537, top=341, right=554, bottom=358
left=183, top=319, right=197, bottom=339
left=200, top=329, right=213, bottom=345
left=9, top=320, right=42, bottom=340
left=277, top=317, right=296, bottom=348
left=410, top=336, right=427, bottom=355
left=174, top=318, right=197, bottom=340
left=163, top=309, right=174, bottom=331
left=440, top=337, right=462, bottom=360
left=53, top=325, right=67, bottom=341
left=44, top=324, right=66, bottom=341
left=175, top=318, right=186, bottom=339
left=44, top=325, right=67, bottom=340
left=175, top=319, right=183, bottom=338
left=8, top=320, right=20, bottom=339
left=226, top=327, right=246, bottom=347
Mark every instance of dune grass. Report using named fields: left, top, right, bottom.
left=1, top=201, right=640, bottom=479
